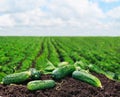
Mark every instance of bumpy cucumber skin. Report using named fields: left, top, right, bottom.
left=52, top=65, right=75, bottom=80
left=72, top=70, right=102, bottom=88
left=27, top=80, right=55, bottom=91
left=29, top=68, right=41, bottom=80
left=2, top=71, right=31, bottom=85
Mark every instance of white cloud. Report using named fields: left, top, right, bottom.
left=12, top=8, right=64, bottom=27
left=67, top=0, right=104, bottom=18
left=0, top=0, right=47, bottom=13
left=47, top=0, right=105, bottom=19
left=12, top=8, right=45, bottom=26
left=13, top=0, right=46, bottom=11
left=0, top=0, right=11, bottom=12
left=107, top=6, right=120, bottom=19
left=0, top=0, right=120, bottom=36
left=101, top=0, right=119, bottom=3
left=9, top=0, right=105, bottom=27
left=0, top=14, right=15, bottom=27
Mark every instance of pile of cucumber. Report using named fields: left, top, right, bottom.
left=52, top=64, right=102, bottom=88
left=1, top=68, right=56, bottom=91
left=0, top=62, right=104, bottom=91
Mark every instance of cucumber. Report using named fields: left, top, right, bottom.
left=88, top=64, right=105, bottom=74
left=114, top=73, right=120, bottom=81
left=58, top=62, right=69, bottom=67
left=44, top=61, right=56, bottom=72
left=52, top=65, right=75, bottom=80
left=27, top=80, right=55, bottom=91
left=72, top=70, right=102, bottom=88
left=104, top=71, right=115, bottom=80
left=2, top=71, right=31, bottom=85
left=74, top=61, right=87, bottom=70
left=29, top=68, right=41, bottom=80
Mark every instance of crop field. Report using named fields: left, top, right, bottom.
left=0, top=37, right=120, bottom=97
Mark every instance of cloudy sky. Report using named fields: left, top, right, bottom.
left=0, top=0, right=120, bottom=36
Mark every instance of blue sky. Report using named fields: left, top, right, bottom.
left=0, top=0, right=120, bottom=36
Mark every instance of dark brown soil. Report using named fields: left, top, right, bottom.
left=0, top=73, right=120, bottom=97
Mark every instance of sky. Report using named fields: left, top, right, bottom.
left=0, top=0, right=120, bottom=36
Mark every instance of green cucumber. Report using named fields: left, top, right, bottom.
left=52, top=65, right=75, bottom=80
left=72, top=70, right=102, bottom=88
left=74, top=61, right=87, bottom=70
left=27, top=80, right=55, bottom=91
left=88, top=64, right=105, bottom=74
left=44, top=66, right=56, bottom=72
left=104, top=71, right=115, bottom=80
left=29, top=68, right=41, bottom=80
left=2, top=71, right=31, bottom=85
left=44, top=61, right=56, bottom=72
left=114, top=73, right=120, bottom=81
left=58, top=62, right=69, bottom=67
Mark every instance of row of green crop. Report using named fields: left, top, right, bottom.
left=18, top=38, right=44, bottom=72
left=51, top=38, right=74, bottom=64
left=54, top=38, right=88, bottom=69
left=0, top=37, right=120, bottom=81
left=47, top=38, right=60, bottom=66
left=35, top=38, right=49, bottom=70
left=0, top=37, right=44, bottom=74
left=55, top=37, right=120, bottom=74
